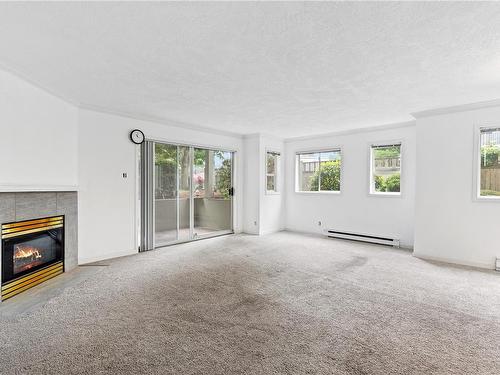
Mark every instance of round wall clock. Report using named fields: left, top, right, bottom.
left=130, top=129, right=145, bottom=144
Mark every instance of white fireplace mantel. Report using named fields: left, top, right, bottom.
left=0, top=185, right=78, bottom=193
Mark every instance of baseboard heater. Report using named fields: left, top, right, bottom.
left=326, top=230, right=400, bottom=248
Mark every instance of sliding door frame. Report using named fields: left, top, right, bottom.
left=189, top=146, right=195, bottom=241
left=176, top=145, right=180, bottom=242
left=140, top=138, right=236, bottom=250
left=140, top=141, right=155, bottom=252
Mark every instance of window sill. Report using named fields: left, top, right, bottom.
left=265, top=191, right=280, bottom=195
left=475, top=195, right=500, bottom=202
left=369, top=192, right=402, bottom=198
left=295, top=190, right=341, bottom=195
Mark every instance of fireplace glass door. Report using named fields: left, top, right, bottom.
left=13, top=235, right=58, bottom=275
left=2, top=227, right=64, bottom=284
left=142, top=141, right=234, bottom=250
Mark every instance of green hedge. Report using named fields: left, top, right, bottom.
left=374, top=173, right=400, bottom=193
left=309, top=160, right=341, bottom=191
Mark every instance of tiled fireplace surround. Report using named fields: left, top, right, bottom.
left=0, top=192, right=78, bottom=283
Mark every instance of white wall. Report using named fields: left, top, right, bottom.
left=0, top=69, right=78, bottom=188
left=0, top=68, right=244, bottom=265
left=260, top=135, right=285, bottom=235
left=285, top=124, right=416, bottom=248
left=78, top=108, right=244, bottom=264
left=243, top=134, right=285, bottom=235
left=414, top=106, right=500, bottom=269
left=243, top=135, right=261, bottom=234
left=6, top=64, right=499, bottom=269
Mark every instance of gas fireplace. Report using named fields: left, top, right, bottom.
left=1, top=216, right=64, bottom=301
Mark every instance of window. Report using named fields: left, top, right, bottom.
left=478, top=127, right=500, bottom=198
left=370, top=143, right=401, bottom=195
left=296, top=149, right=342, bottom=192
left=266, top=151, right=280, bottom=193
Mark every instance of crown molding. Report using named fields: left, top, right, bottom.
left=284, top=120, right=415, bottom=143
left=78, top=104, right=244, bottom=139
left=243, top=133, right=284, bottom=142
left=411, top=99, right=500, bottom=119
left=260, top=132, right=285, bottom=142
left=0, top=63, right=243, bottom=138
left=7, top=61, right=499, bottom=140
left=242, top=133, right=261, bottom=140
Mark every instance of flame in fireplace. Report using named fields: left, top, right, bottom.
left=14, top=245, right=43, bottom=261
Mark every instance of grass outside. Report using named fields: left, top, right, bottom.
left=480, top=189, right=500, bottom=196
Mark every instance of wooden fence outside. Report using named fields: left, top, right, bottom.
left=481, top=167, right=500, bottom=191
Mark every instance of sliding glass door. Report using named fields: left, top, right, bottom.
left=192, top=148, right=233, bottom=239
left=154, top=143, right=178, bottom=245
left=142, top=141, right=233, bottom=250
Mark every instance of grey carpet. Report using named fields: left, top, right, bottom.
left=1, top=232, right=499, bottom=374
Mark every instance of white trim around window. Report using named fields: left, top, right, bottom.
left=473, top=124, right=500, bottom=202
left=265, top=150, right=281, bottom=194
left=368, top=141, right=403, bottom=197
left=295, top=147, right=343, bottom=194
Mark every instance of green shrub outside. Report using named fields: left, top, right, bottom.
left=309, top=160, right=341, bottom=191
left=374, top=175, right=386, bottom=191
left=374, top=173, right=400, bottom=193
left=385, top=174, right=400, bottom=192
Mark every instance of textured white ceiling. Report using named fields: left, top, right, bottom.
left=1, top=2, right=500, bottom=137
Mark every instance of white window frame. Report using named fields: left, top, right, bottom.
left=473, top=124, right=500, bottom=202
left=265, top=150, right=280, bottom=194
left=368, top=141, right=403, bottom=197
left=295, top=147, right=343, bottom=194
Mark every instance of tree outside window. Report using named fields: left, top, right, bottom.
left=297, top=150, right=341, bottom=192
left=266, top=152, right=280, bottom=193
left=370, top=144, right=401, bottom=194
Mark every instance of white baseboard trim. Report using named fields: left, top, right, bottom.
left=242, top=229, right=260, bottom=235
left=260, top=228, right=285, bottom=236
left=283, top=227, right=323, bottom=237
left=78, top=249, right=137, bottom=265
left=413, top=253, right=494, bottom=270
